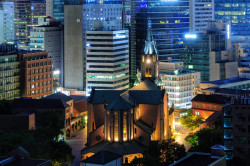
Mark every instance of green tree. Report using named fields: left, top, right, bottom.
left=185, top=126, right=222, bottom=152
left=179, top=110, right=202, bottom=130
left=36, top=111, right=64, bottom=141
left=159, top=139, right=186, bottom=165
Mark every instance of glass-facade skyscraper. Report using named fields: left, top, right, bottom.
left=215, top=0, right=250, bottom=36
left=130, top=0, right=189, bottom=66
left=53, top=0, right=64, bottom=23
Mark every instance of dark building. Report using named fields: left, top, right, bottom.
left=223, top=98, right=250, bottom=160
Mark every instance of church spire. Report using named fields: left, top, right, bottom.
left=142, top=20, right=158, bottom=55
left=141, top=19, right=159, bottom=81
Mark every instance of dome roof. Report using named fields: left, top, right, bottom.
left=142, top=20, right=158, bottom=55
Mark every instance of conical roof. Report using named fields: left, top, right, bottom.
left=142, top=20, right=158, bottom=55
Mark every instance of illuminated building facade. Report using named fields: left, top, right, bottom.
left=14, top=0, right=32, bottom=44
left=189, top=0, right=214, bottom=32
left=129, top=0, right=189, bottom=69
left=159, top=61, right=200, bottom=109
left=30, top=0, right=46, bottom=27
left=180, top=21, right=238, bottom=82
left=0, top=47, right=20, bottom=100
left=30, top=17, right=64, bottom=86
left=86, top=30, right=129, bottom=94
left=215, top=0, right=250, bottom=36
left=82, top=79, right=170, bottom=164
left=0, top=2, right=15, bottom=44
left=53, top=0, right=64, bottom=23
left=82, top=1, right=123, bottom=90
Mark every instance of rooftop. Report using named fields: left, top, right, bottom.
left=81, top=141, right=147, bottom=156
left=169, top=152, right=222, bottom=166
left=192, top=94, right=230, bottom=105
left=203, top=77, right=250, bottom=85
left=83, top=151, right=122, bottom=164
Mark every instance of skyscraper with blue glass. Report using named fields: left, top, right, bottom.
left=128, top=0, right=189, bottom=75
left=53, top=0, right=64, bottom=23
left=215, top=0, right=250, bottom=36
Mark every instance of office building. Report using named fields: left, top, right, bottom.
left=30, top=17, right=64, bottom=86
left=0, top=47, right=20, bottom=100
left=86, top=30, right=129, bottom=94
left=238, top=67, right=250, bottom=79
left=130, top=0, right=189, bottom=69
left=180, top=21, right=238, bottom=82
left=53, top=0, right=64, bottom=23
left=82, top=1, right=123, bottom=90
left=0, top=2, right=15, bottom=44
left=159, top=61, right=200, bottom=109
left=18, top=51, right=53, bottom=98
left=223, top=98, right=250, bottom=160
left=46, top=0, right=53, bottom=17
left=189, top=0, right=214, bottom=33
left=14, top=0, right=31, bottom=44
left=64, top=0, right=83, bottom=90
left=215, top=1, right=250, bottom=36
left=30, top=0, right=46, bottom=27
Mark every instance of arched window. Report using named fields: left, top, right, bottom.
left=125, top=157, right=128, bottom=163
left=123, top=112, right=127, bottom=141
left=149, top=68, right=152, bottom=77
left=114, top=112, right=118, bottom=142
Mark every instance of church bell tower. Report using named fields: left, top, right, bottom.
left=141, top=20, right=159, bottom=81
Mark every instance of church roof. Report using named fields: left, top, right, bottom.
left=96, top=79, right=165, bottom=111
left=142, top=20, right=158, bottom=55
left=81, top=141, right=147, bottom=156
left=82, top=151, right=122, bottom=164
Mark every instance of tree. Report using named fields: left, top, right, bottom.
left=185, top=126, right=222, bottom=152
left=179, top=110, right=202, bottom=130
left=159, top=139, right=186, bottom=165
left=36, top=111, right=64, bottom=141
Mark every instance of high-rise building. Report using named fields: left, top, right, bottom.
left=159, top=61, right=200, bottom=109
left=18, top=51, right=53, bottom=98
left=189, top=0, right=214, bottom=33
left=215, top=0, right=250, bottom=36
left=223, top=98, right=250, bottom=160
left=46, top=0, right=53, bottom=17
left=30, top=0, right=46, bottom=27
left=14, top=0, right=31, bottom=44
left=64, top=1, right=83, bottom=90
left=86, top=30, right=129, bottom=94
left=180, top=21, right=238, bottom=82
left=53, top=0, right=64, bottom=23
left=30, top=17, right=64, bottom=86
left=82, top=1, right=123, bottom=90
left=0, top=44, right=20, bottom=100
left=129, top=0, right=189, bottom=70
left=0, top=2, right=15, bottom=44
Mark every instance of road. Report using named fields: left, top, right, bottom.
left=66, top=128, right=87, bottom=166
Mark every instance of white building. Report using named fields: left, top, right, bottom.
left=189, top=0, right=214, bottom=33
left=86, top=30, right=129, bottom=95
left=159, top=61, right=200, bottom=109
left=46, top=0, right=53, bottom=17
left=0, top=2, right=15, bottom=44
left=30, top=17, right=64, bottom=86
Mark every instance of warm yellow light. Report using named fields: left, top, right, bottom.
left=123, top=138, right=127, bottom=141
left=123, top=130, right=126, bottom=133
left=147, top=59, right=151, bottom=64
left=85, top=116, right=88, bottom=121
left=114, top=138, right=118, bottom=142
left=108, top=137, right=111, bottom=141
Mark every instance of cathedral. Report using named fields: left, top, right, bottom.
left=81, top=20, right=171, bottom=164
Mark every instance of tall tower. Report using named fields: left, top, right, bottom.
left=141, top=20, right=159, bottom=81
